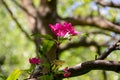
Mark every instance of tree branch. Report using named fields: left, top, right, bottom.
left=55, top=60, right=120, bottom=79
left=57, top=39, right=120, bottom=79
left=20, top=0, right=37, bottom=17
left=59, top=36, right=107, bottom=53
left=19, top=0, right=39, bottom=32
left=60, top=16, right=120, bottom=34
left=59, top=29, right=117, bottom=54
left=97, top=39, right=120, bottom=60
left=102, top=71, right=107, bottom=80
left=38, top=0, right=57, bottom=18
left=1, top=0, right=32, bottom=41
left=95, top=0, right=120, bottom=8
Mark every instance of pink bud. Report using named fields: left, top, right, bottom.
left=63, top=67, right=71, bottom=78
left=64, top=72, right=71, bottom=78
left=29, top=57, right=40, bottom=65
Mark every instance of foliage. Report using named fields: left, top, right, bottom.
left=6, top=69, right=22, bottom=80
left=1, top=0, right=120, bottom=80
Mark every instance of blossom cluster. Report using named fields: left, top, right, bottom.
left=49, top=22, right=79, bottom=38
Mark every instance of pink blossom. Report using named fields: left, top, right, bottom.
left=63, top=67, right=71, bottom=78
left=29, top=57, right=40, bottom=65
left=49, top=22, right=79, bottom=37
left=64, top=67, right=69, bottom=72
left=64, top=72, right=71, bottom=78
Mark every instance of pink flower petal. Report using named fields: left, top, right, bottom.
left=64, top=72, right=71, bottom=78
left=49, top=22, right=79, bottom=37
left=64, top=67, right=69, bottom=72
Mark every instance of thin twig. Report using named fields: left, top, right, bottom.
left=1, top=0, right=32, bottom=41
left=97, top=39, right=120, bottom=60
left=95, top=0, right=120, bottom=8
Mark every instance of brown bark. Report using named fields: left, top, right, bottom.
left=60, top=16, right=120, bottom=34
left=55, top=60, right=120, bottom=79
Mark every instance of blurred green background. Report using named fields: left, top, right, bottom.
left=0, top=0, right=120, bottom=80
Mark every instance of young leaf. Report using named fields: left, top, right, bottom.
left=52, top=60, right=65, bottom=66
left=51, top=60, right=65, bottom=72
left=6, top=69, right=22, bottom=80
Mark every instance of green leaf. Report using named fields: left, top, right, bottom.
left=51, top=60, right=65, bottom=72
left=29, top=64, right=35, bottom=72
left=42, top=63, right=50, bottom=69
left=41, top=74, right=54, bottom=80
left=31, top=34, right=53, bottom=40
left=52, top=60, right=65, bottom=66
left=42, top=40, right=54, bottom=52
left=6, top=69, right=22, bottom=80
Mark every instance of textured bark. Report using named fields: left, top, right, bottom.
left=55, top=60, right=120, bottom=79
